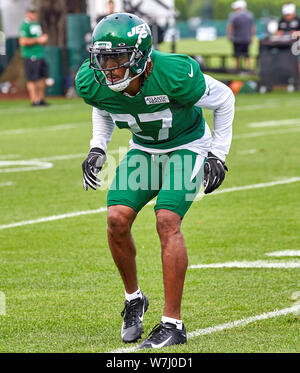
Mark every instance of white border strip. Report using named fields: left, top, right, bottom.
left=0, top=177, right=299, bottom=231
left=248, top=119, right=300, bottom=128
left=233, top=127, right=300, bottom=139
left=109, top=304, right=300, bottom=353
left=195, top=176, right=300, bottom=200
left=0, top=182, right=13, bottom=187
left=0, top=123, right=89, bottom=136
left=265, top=250, right=300, bottom=257
left=189, top=260, right=300, bottom=269
left=0, top=207, right=107, bottom=230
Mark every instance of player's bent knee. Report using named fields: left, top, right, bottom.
left=156, top=209, right=181, bottom=238
left=107, top=205, right=136, bottom=236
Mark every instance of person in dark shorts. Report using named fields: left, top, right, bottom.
left=227, top=0, right=256, bottom=70
left=19, top=5, right=50, bottom=106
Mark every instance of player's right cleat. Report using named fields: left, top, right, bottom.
left=139, top=322, right=187, bottom=349
left=121, top=292, right=149, bottom=343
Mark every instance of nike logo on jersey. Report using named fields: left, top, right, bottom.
left=151, top=336, right=172, bottom=348
left=188, top=64, right=193, bottom=78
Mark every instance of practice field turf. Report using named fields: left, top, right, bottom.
left=0, top=90, right=300, bottom=353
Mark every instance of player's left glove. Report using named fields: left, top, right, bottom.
left=82, top=147, right=106, bottom=191
left=203, top=152, right=228, bottom=194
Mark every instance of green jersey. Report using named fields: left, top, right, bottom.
left=76, top=49, right=207, bottom=150
left=19, top=19, right=44, bottom=59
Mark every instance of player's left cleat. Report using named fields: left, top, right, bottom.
left=121, top=293, right=149, bottom=343
left=139, top=322, right=187, bottom=349
left=38, top=100, right=50, bottom=106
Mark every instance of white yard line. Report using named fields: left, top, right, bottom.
left=0, top=123, right=89, bottom=136
left=0, top=160, right=53, bottom=173
left=195, top=176, right=300, bottom=200
left=265, top=250, right=300, bottom=257
left=0, top=154, right=20, bottom=159
left=237, top=149, right=260, bottom=155
left=233, top=127, right=300, bottom=139
left=248, top=119, right=300, bottom=128
left=108, top=304, right=300, bottom=353
left=233, top=99, right=300, bottom=112
left=189, top=260, right=300, bottom=269
left=0, top=177, right=299, bottom=231
left=0, top=207, right=107, bottom=230
left=0, top=182, right=13, bottom=187
left=33, top=149, right=122, bottom=162
left=0, top=104, right=82, bottom=115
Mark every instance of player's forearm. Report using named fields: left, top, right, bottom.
left=210, top=93, right=234, bottom=161
left=195, top=74, right=235, bottom=161
left=90, top=107, right=115, bottom=152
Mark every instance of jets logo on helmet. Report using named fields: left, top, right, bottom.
left=89, top=13, right=152, bottom=92
left=127, top=23, right=150, bottom=38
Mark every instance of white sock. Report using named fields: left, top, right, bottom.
left=161, top=316, right=183, bottom=330
left=125, top=287, right=142, bottom=302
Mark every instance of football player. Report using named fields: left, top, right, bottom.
left=76, top=13, right=235, bottom=349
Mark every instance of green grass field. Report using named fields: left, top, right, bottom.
left=160, top=36, right=259, bottom=57
left=0, top=91, right=300, bottom=353
left=159, top=37, right=260, bottom=82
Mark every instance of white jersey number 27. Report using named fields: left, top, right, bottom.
left=110, top=108, right=173, bottom=141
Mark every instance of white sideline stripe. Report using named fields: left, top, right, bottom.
left=25, top=149, right=124, bottom=163
left=0, top=160, right=53, bottom=173
left=248, top=119, right=300, bottom=128
left=0, top=182, right=13, bottom=187
left=265, top=250, right=300, bottom=257
left=195, top=177, right=300, bottom=200
left=0, top=154, right=20, bottom=159
left=0, top=104, right=82, bottom=115
left=237, top=149, right=259, bottom=155
left=0, top=123, right=89, bottom=135
left=234, top=100, right=300, bottom=111
left=233, top=127, right=300, bottom=139
left=189, top=260, right=300, bottom=269
left=0, top=177, right=299, bottom=231
left=0, top=208, right=107, bottom=230
left=108, top=304, right=300, bottom=353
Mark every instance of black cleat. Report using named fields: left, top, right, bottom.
left=121, top=293, right=149, bottom=343
left=139, top=322, right=187, bottom=349
left=38, top=100, right=50, bottom=106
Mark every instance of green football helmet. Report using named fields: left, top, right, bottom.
left=89, top=13, right=152, bottom=91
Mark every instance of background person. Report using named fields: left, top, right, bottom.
left=275, top=3, right=300, bottom=77
left=227, top=0, right=255, bottom=70
left=276, top=3, right=300, bottom=37
left=19, top=5, right=49, bottom=106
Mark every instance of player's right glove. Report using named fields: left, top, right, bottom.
left=82, top=147, right=106, bottom=191
left=203, top=152, right=228, bottom=194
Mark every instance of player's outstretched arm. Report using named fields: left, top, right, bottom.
left=195, top=74, right=235, bottom=193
